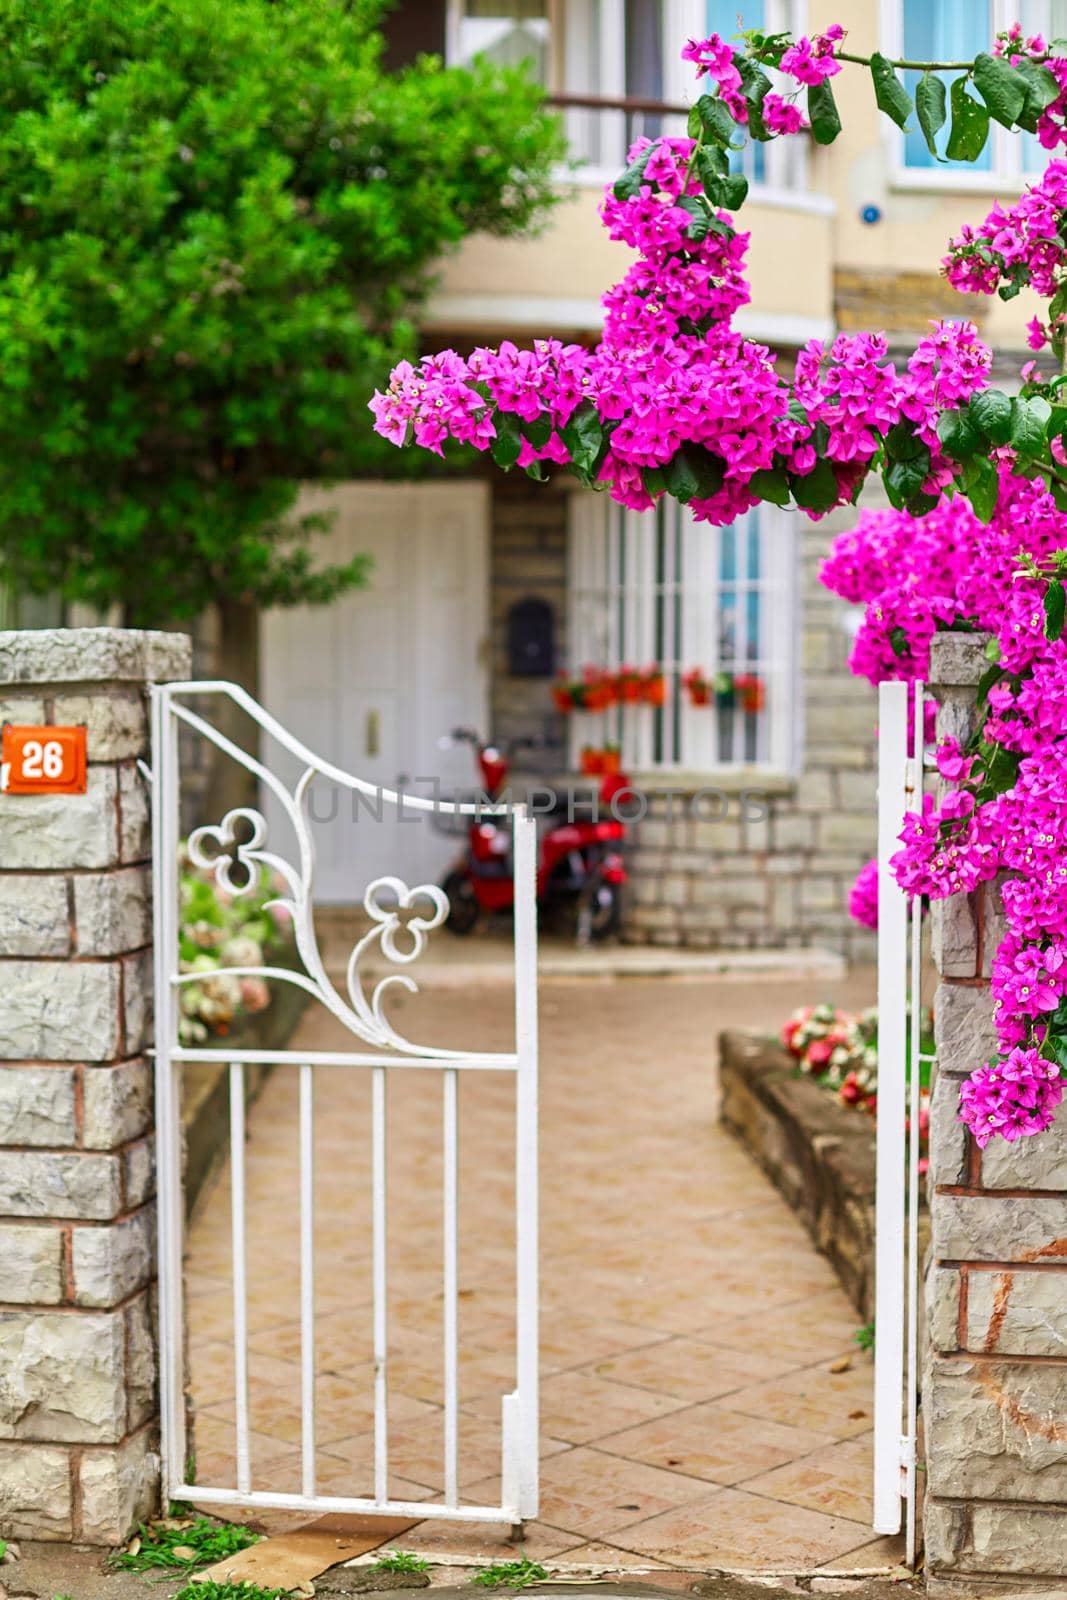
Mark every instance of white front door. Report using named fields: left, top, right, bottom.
left=260, top=481, right=490, bottom=902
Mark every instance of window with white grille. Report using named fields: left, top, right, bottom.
left=566, top=495, right=799, bottom=774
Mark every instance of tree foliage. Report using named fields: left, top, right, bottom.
left=0, top=0, right=564, bottom=622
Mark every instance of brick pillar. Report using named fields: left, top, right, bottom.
left=925, top=633, right=1067, bottom=1595
left=0, top=628, right=191, bottom=1543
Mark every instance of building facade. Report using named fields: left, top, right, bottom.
left=259, top=0, right=1055, bottom=956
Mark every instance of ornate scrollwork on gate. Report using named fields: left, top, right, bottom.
left=180, top=784, right=458, bottom=1056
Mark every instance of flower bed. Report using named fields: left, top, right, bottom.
left=178, top=853, right=308, bottom=1217
left=719, top=1028, right=879, bottom=1317
left=720, top=1010, right=932, bottom=1318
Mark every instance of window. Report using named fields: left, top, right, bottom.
left=448, top=1, right=808, bottom=191
left=706, top=0, right=807, bottom=192
left=889, top=0, right=1067, bottom=182
left=448, top=2, right=551, bottom=83
left=567, top=496, right=798, bottom=773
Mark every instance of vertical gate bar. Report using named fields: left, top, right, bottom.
left=873, top=679, right=908, bottom=1536
left=512, top=805, right=540, bottom=1521
left=229, top=1063, right=252, bottom=1494
left=299, top=1062, right=316, bottom=1499
left=443, top=1067, right=459, bottom=1508
left=372, top=1065, right=389, bottom=1503
left=905, top=682, right=925, bottom=1567
left=151, top=684, right=187, bottom=1500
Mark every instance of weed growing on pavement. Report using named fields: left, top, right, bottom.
left=471, top=1558, right=550, bottom=1588
left=108, top=1515, right=260, bottom=1571
left=372, top=1550, right=432, bottom=1573
left=174, top=1584, right=290, bottom=1600
left=854, top=1319, right=876, bottom=1352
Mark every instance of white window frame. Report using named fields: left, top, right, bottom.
left=566, top=493, right=800, bottom=777
left=882, top=0, right=1064, bottom=192
left=446, top=1, right=817, bottom=207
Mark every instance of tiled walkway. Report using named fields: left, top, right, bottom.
left=185, top=966, right=902, bottom=1572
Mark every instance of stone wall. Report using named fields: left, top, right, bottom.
left=0, top=628, right=191, bottom=1543
left=924, top=634, right=1067, bottom=1595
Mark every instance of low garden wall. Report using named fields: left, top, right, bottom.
left=719, top=1028, right=877, bottom=1319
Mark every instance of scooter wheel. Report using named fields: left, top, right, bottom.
left=441, top=870, right=481, bottom=935
left=577, top=872, right=623, bottom=943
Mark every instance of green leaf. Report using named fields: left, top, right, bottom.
left=790, top=458, right=839, bottom=512
left=697, top=93, right=742, bottom=148
left=1044, top=578, right=1066, bottom=642
left=972, top=51, right=1027, bottom=129
left=490, top=412, right=522, bottom=470
left=937, top=407, right=981, bottom=461
left=1010, top=394, right=1053, bottom=458
left=664, top=445, right=725, bottom=504
left=697, top=147, right=748, bottom=209
left=975, top=663, right=1004, bottom=707
left=520, top=412, right=554, bottom=450
left=885, top=456, right=931, bottom=508
left=969, top=388, right=1013, bottom=445
left=946, top=76, right=990, bottom=161
left=870, top=52, right=913, bottom=130
left=985, top=636, right=1002, bottom=662
left=613, top=143, right=656, bottom=200
left=747, top=465, right=791, bottom=506
left=962, top=455, right=999, bottom=522
left=807, top=79, right=841, bottom=145
left=915, top=72, right=947, bottom=159
left=888, top=625, right=911, bottom=659
left=560, top=400, right=603, bottom=475
left=687, top=105, right=702, bottom=139
left=885, top=420, right=928, bottom=461
left=1013, top=57, right=1062, bottom=130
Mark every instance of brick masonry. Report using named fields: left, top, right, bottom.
left=0, top=627, right=191, bottom=1544
left=925, top=633, right=1067, bottom=1595
left=490, top=476, right=877, bottom=959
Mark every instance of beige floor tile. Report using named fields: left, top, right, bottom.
left=720, top=1358, right=875, bottom=1441
left=586, top=1335, right=797, bottom=1402
left=741, top=1433, right=874, bottom=1522
left=597, top=1401, right=834, bottom=1485
left=612, top=1485, right=874, bottom=1568
left=817, top=1532, right=908, bottom=1570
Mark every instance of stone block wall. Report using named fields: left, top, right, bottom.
left=0, top=628, right=190, bottom=1543
left=925, top=633, right=1067, bottom=1595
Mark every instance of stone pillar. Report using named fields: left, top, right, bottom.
left=925, top=633, right=1067, bottom=1595
left=0, top=628, right=191, bottom=1543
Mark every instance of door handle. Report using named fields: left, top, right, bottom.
left=366, top=709, right=380, bottom=758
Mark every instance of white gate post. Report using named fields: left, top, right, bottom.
left=873, top=681, right=909, bottom=1536
left=0, top=628, right=190, bottom=1543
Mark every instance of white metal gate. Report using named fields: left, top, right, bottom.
left=151, top=680, right=539, bottom=1526
left=873, top=679, right=932, bottom=1565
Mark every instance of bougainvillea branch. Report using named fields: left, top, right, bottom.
left=371, top=29, right=1067, bottom=1145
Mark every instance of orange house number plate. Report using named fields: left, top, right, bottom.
left=1, top=725, right=88, bottom=794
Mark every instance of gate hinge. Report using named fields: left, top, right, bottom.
left=904, top=757, right=918, bottom=797
left=899, top=1434, right=917, bottom=1472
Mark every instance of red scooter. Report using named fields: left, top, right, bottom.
left=437, top=729, right=629, bottom=943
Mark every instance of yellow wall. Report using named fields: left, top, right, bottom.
left=426, top=0, right=1047, bottom=351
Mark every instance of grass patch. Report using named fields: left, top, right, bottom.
left=174, top=1584, right=291, bottom=1600
left=108, top=1515, right=260, bottom=1572
left=471, top=1557, right=550, bottom=1589
left=372, top=1550, right=432, bottom=1573
left=854, top=1319, right=875, bottom=1353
